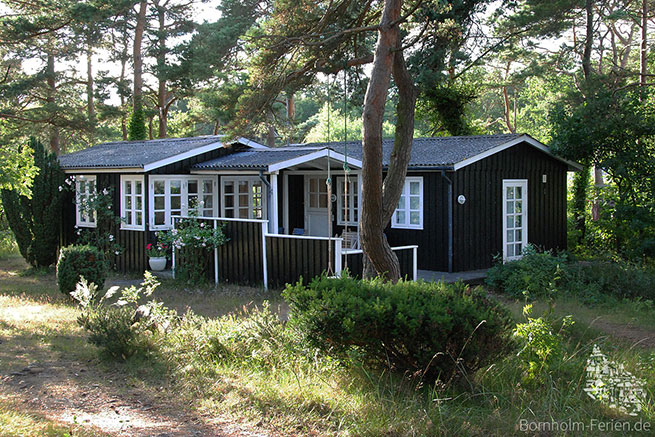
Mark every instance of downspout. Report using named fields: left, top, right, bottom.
left=441, top=170, right=453, bottom=273
left=259, top=170, right=272, bottom=232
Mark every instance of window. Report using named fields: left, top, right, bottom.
left=392, top=177, right=423, bottom=229
left=120, top=176, right=145, bottom=230
left=337, top=177, right=359, bottom=225
left=221, top=177, right=265, bottom=219
left=149, top=176, right=216, bottom=229
left=75, top=175, right=97, bottom=228
left=307, top=176, right=328, bottom=209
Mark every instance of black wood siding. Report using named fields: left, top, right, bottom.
left=343, top=247, right=415, bottom=280
left=451, top=143, right=568, bottom=271
left=266, top=236, right=334, bottom=288
left=215, top=220, right=264, bottom=284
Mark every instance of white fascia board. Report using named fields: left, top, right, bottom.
left=143, top=141, right=224, bottom=172
left=237, top=137, right=269, bottom=149
left=452, top=135, right=584, bottom=171
left=267, top=148, right=362, bottom=173
left=190, top=169, right=262, bottom=175
left=63, top=167, right=144, bottom=174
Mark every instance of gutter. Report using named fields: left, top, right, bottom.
left=440, top=170, right=454, bottom=273
left=259, top=170, right=272, bottom=231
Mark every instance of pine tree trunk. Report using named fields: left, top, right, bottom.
left=157, top=4, right=168, bottom=138
left=361, top=0, right=415, bottom=282
left=87, top=43, right=96, bottom=134
left=46, top=51, right=59, bottom=155
left=133, top=0, right=147, bottom=113
left=640, top=0, right=648, bottom=87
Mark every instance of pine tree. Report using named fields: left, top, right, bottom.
left=1, top=138, right=64, bottom=267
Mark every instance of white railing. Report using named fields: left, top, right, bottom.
left=170, top=215, right=418, bottom=287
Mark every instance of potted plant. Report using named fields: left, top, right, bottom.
left=146, top=242, right=167, bottom=271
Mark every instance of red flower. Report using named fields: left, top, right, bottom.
left=146, top=243, right=153, bottom=250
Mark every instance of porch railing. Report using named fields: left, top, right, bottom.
left=171, top=215, right=418, bottom=288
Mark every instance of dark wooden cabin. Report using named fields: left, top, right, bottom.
left=58, top=133, right=580, bottom=280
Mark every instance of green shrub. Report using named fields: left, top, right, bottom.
left=72, top=272, right=176, bottom=361
left=486, top=246, right=571, bottom=299
left=487, top=246, right=655, bottom=302
left=56, top=244, right=107, bottom=295
left=283, top=276, right=514, bottom=383
left=513, top=304, right=574, bottom=384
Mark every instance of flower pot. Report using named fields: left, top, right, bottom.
left=148, top=256, right=167, bottom=271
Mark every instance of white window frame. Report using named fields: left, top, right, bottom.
left=120, top=175, right=145, bottom=231
left=391, top=176, right=424, bottom=230
left=336, top=177, right=360, bottom=226
left=75, top=175, right=97, bottom=228
left=502, top=179, right=528, bottom=261
left=220, top=176, right=267, bottom=220
left=148, top=175, right=217, bottom=230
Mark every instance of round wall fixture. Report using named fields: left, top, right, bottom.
left=457, top=195, right=466, bottom=205
left=331, top=194, right=337, bottom=203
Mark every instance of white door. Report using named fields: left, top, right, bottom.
left=305, top=175, right=329, bottom=236
left=503, top=179, right=528, bottom=260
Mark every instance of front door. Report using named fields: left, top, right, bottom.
left=503, top=179, right=528, bottom=260
left=305, top=175, right=329, bottom=236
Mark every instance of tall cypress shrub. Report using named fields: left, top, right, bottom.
left=1, top=138, right=64, bottom=267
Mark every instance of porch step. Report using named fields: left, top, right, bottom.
left=417, top=269, right=488, bottom=285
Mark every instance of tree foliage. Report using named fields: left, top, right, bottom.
left=1, top=138, right=64, bottom=267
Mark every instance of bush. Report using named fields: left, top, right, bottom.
left=57, top=244, right=107, bottom=295
left=72, top=272, right=176, bottom=361
left=283, top=276, right=514, bottom=383
left=486, top=246, right=655, bottom=302
left=1, top=138, right=64, bottom=267
left=486, top=246, right=571, bottom=299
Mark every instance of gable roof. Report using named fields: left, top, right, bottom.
left=191, top=134, right=581, bottom=172
left=58, top=135, right=228, bottom=172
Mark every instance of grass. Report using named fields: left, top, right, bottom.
left=1, top=253, right=654, bottom=436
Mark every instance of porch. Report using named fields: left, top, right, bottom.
left=170, top=216, right=418, bottom=289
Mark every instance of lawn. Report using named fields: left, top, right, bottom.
left=1, top=254, right=653, bottom=436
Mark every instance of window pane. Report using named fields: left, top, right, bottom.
left=238, top=181, right=248, bottom=193
left=203, top=209, right=213, bottom=217
left=515, top=201, right=522, bottom=213
left=319, top=194, right=327, bottom=208
left=515, top=215, right=522, bottom=227
left=239, top=208, right=248, bottom=218
left=136, top=181, right=142, bottom=195
left=224, top=195, right=234, bottom=208
left=310, top=193, right=317, bottom=208
left=126, top=197, right=132, bottom=210
left=136, top=212, right=142, bottom=225
left=515, top=230, right=522, bottom=241
left=136, top=196, right=142, bottom=211
left=396, top=211, right=405, bottom=224
left=224, top=209, right=234, bottom=218
left=507, top=216, right=514, bottom=229
left=515, top=243, right=522, bottom=254
left=188, top=194, right=198, bottom=209
left=203, top=180, right=213, bottom=194
left=155, top=211, right=165, bottom=225
left=506, top=201, right=514, bottom=213
left=154, top=181, right=165, bottom=194
left=125, top=213, right=132, bottom=225
left=203, top=195, right=213, bottom=208
left=224, top=182, right=234, bottom=194
left=410, top=211, right=420, bottom=225
left=154, top=196, right=165, bottom=210
left=239, top=194, right=248, bottom=207
left=188, top=180, right=198, bottom=194
left=410, top=196, right=420, bottom=210
left=125, top=181, right=132, bottom=195
left=88, top=180, right=95, bottom=192
left=507, top=244, right=515, bottom=257
left=410, top=181, right=420, bottom=195
left=310, top=178, right=317, bottom=192
left=171, top=196, right=181, bottom=210
left=397, top=195, right=405, bottom=209
left=506, top=187, right=514, bottom=199
left=507, top=230, right=514, bottom=243
left=515, top=187, right=522, bottom=199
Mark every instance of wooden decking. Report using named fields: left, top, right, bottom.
left=417, top=269, right=488, bottom=285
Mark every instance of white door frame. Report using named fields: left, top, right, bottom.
left=502, top=179, right=528, bottom=261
